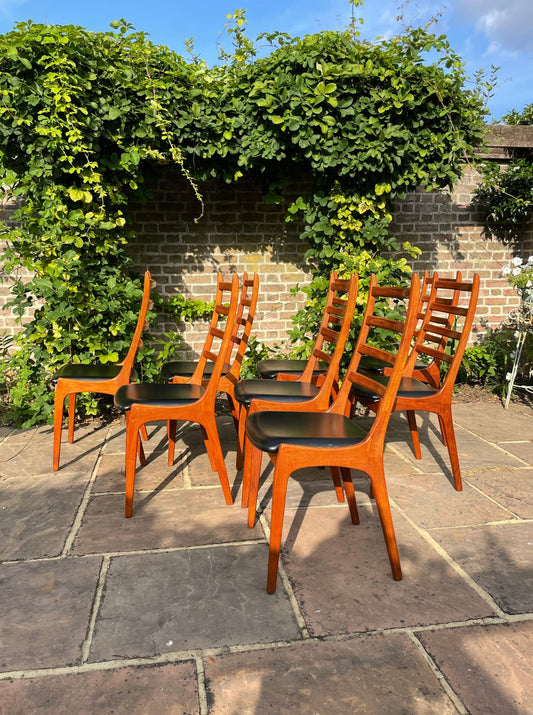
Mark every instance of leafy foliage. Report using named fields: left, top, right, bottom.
left=475, top=103, right=533, bottom=240
left=0, top=9, right=486, bottom=425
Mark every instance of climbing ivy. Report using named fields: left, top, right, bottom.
left=0, top=7, right=486, bottom=425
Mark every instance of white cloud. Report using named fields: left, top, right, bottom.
left=451, top=0, right=533, bottom=53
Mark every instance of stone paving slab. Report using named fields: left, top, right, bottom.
left=0, top=557, right=102, bottom=671
left=386, top=419, right=525, bottom=479
left=430, top=521, right=533, bottom=614
left=203, top=634, right=457, bottom=714
left=385, top=471, right=517, bottom=528
left=72, top=489, right=263, bottom=556
left=94, top=450, right=187, bottom=493
left=0, top=662, right=199, bottom=715
left=464, top=466, right=533, bottom=519
left=451, top=402, right=533, bottom=443
left=275, top=505, right=496, bottom=636
left=0, top=471, right=89, bottom=560
left=89, top=545, right=301, bottom=661
left=418, top=621, right=533, bottom=715
left=0, top=437, right=100, bottom=477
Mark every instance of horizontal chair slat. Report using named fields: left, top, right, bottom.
left=430, top=301, right=468, bottom=317
left=372, top=286, right=411, bottom=299
left=350, top=371, right=387, bottom=397
left=417, top=345, right=453, bottom=364
left=367, top=315, right=406, bottom=332
left=360, top=343, right=395, bottom=365
left=435, top=279, right=474, bottom=292
left=424, top=323, right=461, bottom=341
left=320, top=327, right=340, bottom=343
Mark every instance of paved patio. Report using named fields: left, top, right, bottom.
left=0, top=400, right=532, bottom=714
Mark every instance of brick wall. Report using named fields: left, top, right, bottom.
left=2, top=125, right=533, bottom=357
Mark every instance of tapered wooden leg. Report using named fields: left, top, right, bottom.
left=67, top=394, right=76, bottom=443
left=406, top=410, right=421, bottom=459
left=370, top=467, right=402, bottom=581
left=202, top=419, right=233, bottom=505
left=267, top=462, right=291, bottom=594
left=438, top=415, right=447, bottom=447
left=246, top=443, right=263, bottom=527
left=236, top=405, right=247, bottom=471
left=140, top=424, right=149, bottom=441
left=341, top=467, right=359, bottom=524
left=53, top=387, right=65, bottom=471
left=168, top=419, right=177, bottom=466
left=329, top=467, right=346, bottom=503
left=124, top=414, right=139, bottom=518
left=137, top=431, right=147, bottom=466
left=439, top=408, right=463, bottom=491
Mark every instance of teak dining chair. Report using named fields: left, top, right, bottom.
left=234, top=273, right=359, bottom=473
left=114, top=274, right=240, bottom=517
left=352, top=272, right=480, bottom=491
left=254, top=272, right=347, bottom=381
left=161, top=273, right=259, bottom=464
left=51, top=271, right=154, bottom=471
left=244, top=273, right=421, bottom=593
left=359, top=270, right=462, bottom=389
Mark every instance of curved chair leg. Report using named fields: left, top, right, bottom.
left=406, top=410, right=422, bottom=459
left=438, top=415, right=448, bottom=447
left=340, top=467, right=359, bottom=525
left=369, top=467, right=402, bottom=581
left=237, top=406, right=247, bottom=470
left=329, top=467, right=346, bottom=503
left=439, top=408, right=463, bottom=491
left=267, top=461, right=292, bottom=594
left=137, top=433, right=147, bottom=466
left=140, top=424, right=149, bottom=441
left=68, top=394, right=76, bottom=443
left=53, top=386, right=66, bottom=471
left=246, top=443, right=264, bottom=527
left=125, top=413, right=141, bottom=518
left=202, top=419, right=233, bottom=505
left=168, top=419, right=177, bottom=466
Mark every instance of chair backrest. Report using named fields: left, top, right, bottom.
left=189, top=274, right=240, bottom=389
left=407, top=270, right=462, bottom=388
left=333, top=274, right=421, bottom=447
left=220, top=272, right=260, bottom=389
left=119, top=271, right=154, bottom=377
left=298, top=272, right=359, bottom=389
left=407, top=272, right=480, bottom=395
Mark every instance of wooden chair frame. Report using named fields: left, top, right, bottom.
left=51, top=271, right=153, bottom=471
left=235, top=273, right=359, bottom=474
left=244, top=274, right=421, bottom=593
left=356, top=273, right=480, bottom=491
left=115, top=274, right=240, bottom=517
left=163, top=273, right=259, bottom=465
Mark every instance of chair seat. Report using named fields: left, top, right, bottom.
left=51, top=363, right=124, bottom=386
left=352, top=373, right=438, bottom=403
left=246, top=410, right=368, bottom=453
left=234, top=378, right=320, bottom=409
left=161, top=360, right=215, bottom=381
left=256, top=359, right=328, bottom=380
left=115, top=382, right=205, bottom=411
left=359, top=356, right=427, bottom=374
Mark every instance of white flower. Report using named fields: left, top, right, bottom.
left=506, top=372, right=512, bottom=381
left=527, top=281, right=532, bottom=288
left=527, top=256, right=533, bottom=265
left=512, top=267, right=522, bottom=276
left=502, top=265, right=511, bottom=275
left=511, top=256, right=523, bottom=266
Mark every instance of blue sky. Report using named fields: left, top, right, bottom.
left=0, top=0, right=531, bottom=120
